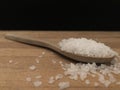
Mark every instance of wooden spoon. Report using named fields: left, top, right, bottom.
left=5, top=34, right=114, bottom=63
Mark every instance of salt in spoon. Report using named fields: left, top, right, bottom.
left=5, top=34, right=114, bottom=63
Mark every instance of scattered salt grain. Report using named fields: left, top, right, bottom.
left=59, top=61, right=64, bottom=67
left=60, top=56, right=120, bottom=88
left=59, top=61, right=63, bottom=64
left=52, top=59, right=57, bottom=64
left=9, top=60, right=13, bottom=63
left=58, top=82, right=70, bottom=90
left=59, top=38, right=117, bottom=58
left=33, top=80, right=42, bottom=87
left=98, top=74, right=105, bottom=83
left=104, top=80, right=111, bottom=87
left=26, top=77, right=32, bottom=82
left=42, top=52, right=45, bottom=55
left=48, top=76, right=55, bottom=84
left=108, top=73, right=116, bottom=83
left=98, top=73, right=112, bottom=87
left=55, top=74, right=63, bottom=80
left=85, top=79, right=90, bottom=85
left=38, top=52, right=45, bottom=58
left=35, top=75, right=42, bottom=79
left=35, top=59, right=40, bottom=63
left=38, top=55, right=43, bottom=58
left=29, top=65, right=36, bottom=70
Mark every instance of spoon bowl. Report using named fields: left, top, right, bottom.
left=5, top=34, right=114, bottom=63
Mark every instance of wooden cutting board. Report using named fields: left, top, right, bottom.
left=0, top=31, right=120, bottom=90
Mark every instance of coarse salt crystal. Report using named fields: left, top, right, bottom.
left=38, top=55, right=43, bottom=58
left=58, top=82, right=70, bottom=90
left=33, top=80, right=42, bottom=87
left=52, top=59, right=57, bottom=64
left=35, top=75, right=42, bottom=79
left=42, top=52, right=45, bottom=55
left=103, top=80, right=111, bottom=87
left=59, top=61, right=64, bottom=67
left=35, top=59, right=40, bottom=63
left=9, top=60, right=13, bottom=63
left=97, top=74, right=111, bottom=87
left=60, top=56, right=120, bottom=88
left=55, top=74, right=63, bottom=80
left=79, top=72, right=87, bottom=81
left=38, top=52, right=45, bottom=58
left=26, top=77, right=32, bottom=82
left=59, top=61, right=63, bottom=64
left=59, top=38, right=117, bottom=58
left=48, top=76, right=55, bottom=84
left=85, top=79, right=90, bottom=85
left=108, top=73, right=116, bottom=83
left=29, top=65, right=36, bottom=70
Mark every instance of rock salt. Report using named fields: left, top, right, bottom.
left=42, top=52, right=45, bottom=55
left=33, top=80, right=42, bottom=87
left=52, top=59, right=57, bottom=64
left=9, top=60, right=13, bottom=63
left=85, top=79, right=90, bottom=85
left=48, top=76, right=55, bottom=84
left=38, top=55, right=43, bottom=58
left=35, top=59, right=40, bottom=63
left=29, top=65, right=36, bottom=70
left=55, top=74, right=63, bottom=80
left=58, top=82, right=70, bottom=90
left=26, top=77, right=32, bottom=82
left=59, top=38, right=117, bottom=58
left=60, top=56, right=120, bottom=88
left=35, top=75, right=42, bottom=79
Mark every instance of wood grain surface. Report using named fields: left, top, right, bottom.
left=0, top=31, right=120, bottom=90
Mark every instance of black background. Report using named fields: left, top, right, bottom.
left=0, top=0, right=120, bottom=30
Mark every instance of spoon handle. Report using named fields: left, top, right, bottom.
left=5, top=34, right=60, bottom=52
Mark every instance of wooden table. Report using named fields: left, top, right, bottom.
left=0, top=31, right=120, bottom=90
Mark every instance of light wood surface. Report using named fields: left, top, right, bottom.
left=0, top=31, right=120, bottom=90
